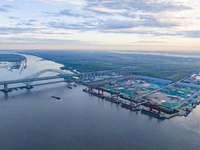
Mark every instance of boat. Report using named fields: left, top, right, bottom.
left=92, top=92, right=105, bottom=99
left=141, top=109, right=166, bottom=119
left=51, top=96, right=60, bottom=100
left=193, top=104, right=197, bottom=108
left=83, top=88, right=87, bottom=92
left=184, top=111, right=191, bottom=117
left=83, top=88, right=90, bottom=93
left=67, top=86, right=72, bottom=89
left=83, top=89, right=105, bottom=98
left=105, top=96, right=121, bottom=104
left=121, top=102, right=131, bottom=109
left=131, top=107, right=141, bottom=111
left=83, top=89, right=95, bottom=94
left=121, top=102, right=140, bottom=111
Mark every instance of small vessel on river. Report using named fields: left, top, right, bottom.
left=51, top=96, right=61, bottom=100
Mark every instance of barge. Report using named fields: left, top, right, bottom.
left=184, top=110, right=191, bottom=117
left=51, top=96, right=60, bottom=100
left=92, top=92, right=105, bottom=99
left=141, top=109, right=166, bottom=119
left=121, top=102, right=131, bottom=109
left=83, top=88, right=94, bottom=94
left=67, top=86, right=72, bottom=89
left=121, top=102, right=140, bottom=111
left=105, top=96, right=121, bottom=104
left=83, top=88, right=105, bottom=98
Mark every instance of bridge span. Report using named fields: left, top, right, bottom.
left=0, top=67, right=136, bottom=92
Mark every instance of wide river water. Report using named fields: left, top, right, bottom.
left=1, top=54, right=200, bottom=150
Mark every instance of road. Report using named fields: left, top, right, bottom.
left=173, top=90, right=200, bottom=109
left=138, top=68, right=200, bottom=109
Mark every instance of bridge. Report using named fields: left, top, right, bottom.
left=0, top=67, right=137, bottom=92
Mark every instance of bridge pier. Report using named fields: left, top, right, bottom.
left=3, top=84, right=11, bottom=93
left=4, top=84, right=8, bottom=91
left=4, top=92, right=8, bottom=100
left=64, top=78, right=69, bottom=82
left=26, top=85, right=33, bottom=89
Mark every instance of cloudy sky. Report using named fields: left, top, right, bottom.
left=0, top=0, right=200, bottom=51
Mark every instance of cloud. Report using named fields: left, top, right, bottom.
left=0, top=5, right=16, bottom=12
left=0, top=27, right=42, bottom=34
left=37, top=0, right=86, bottom=5
left=17, top=19, right=38, bottom=26
left=135, top=40, right=164, bottom=43
left=47, top=21, right=96, bottom=31
left=46, top=7, right=178, bottom=31
left=0, top=37, right=91, bottom=46
left=8, top=16, right=20, bottom=19
left=103, top=29, right=182, bottom=37
left=184, top=31, right=200, bottom=38
left=1, top=0, right=199, bottom=51
left=101, top=17, right=177, bottom=30
left=44, top=9, right=93, bottom=18
left=45, top=14, right=178, bottom=36
left=42, top=0, right=192, bottom=19
left=85, top=0, right=191, bottom=16
left=41, top=0, right=184, bottom=35
left=59, top=9, right=84, bottom=17
left=47, top=22, right=69, bottom=29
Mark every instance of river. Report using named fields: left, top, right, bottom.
left=0, top=54, right=200, bottom=150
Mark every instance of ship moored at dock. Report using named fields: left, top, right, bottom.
left=121, top=102, right=141, bottom=111
left=83, top=88, right=94, bottom=94
left=83, top=87, right=105, bottom=98
left=105, top=96, right=121, bottom=104
left=92, top=92, right=105, bottom=99
left=141, top=109, right=166, bottom=119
